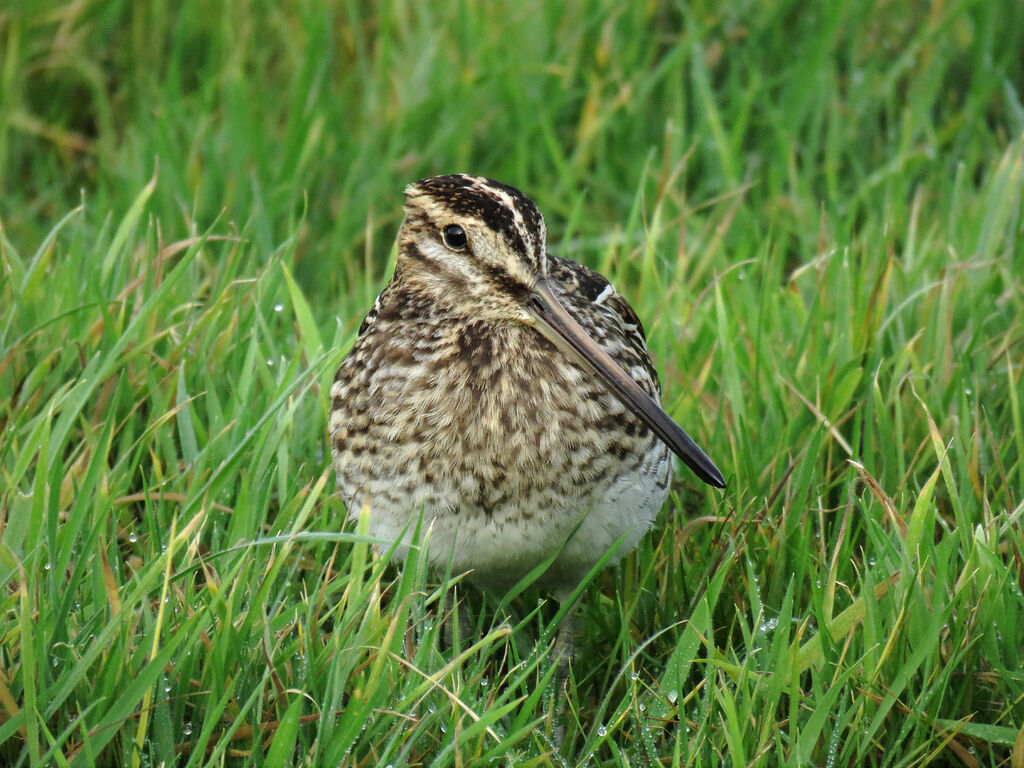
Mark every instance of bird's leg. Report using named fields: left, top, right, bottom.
left=441, top=585, right=473, bottom=650
left=547, top=602, right=577, bottom=749
left=552, top=604, right=576, bottom=696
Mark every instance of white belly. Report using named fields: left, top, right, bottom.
left=349, top=443, right=671, bottom=599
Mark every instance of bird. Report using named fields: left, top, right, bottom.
left=329, top=174, right=724, bottom=669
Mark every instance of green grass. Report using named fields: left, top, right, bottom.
left=2, top=0, right=1024, bottom=765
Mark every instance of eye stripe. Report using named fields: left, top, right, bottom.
left=478, top=261, right=529, bottom=300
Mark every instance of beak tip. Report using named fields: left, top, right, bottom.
left=685, top=455, right=725, bottom=489
left=703, top=464, right=727, bottom=489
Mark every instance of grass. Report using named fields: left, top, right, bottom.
left=2, top=0, right=1023, bottom=765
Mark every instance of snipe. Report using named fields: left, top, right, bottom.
left=329, top=173, right=723, bottom=662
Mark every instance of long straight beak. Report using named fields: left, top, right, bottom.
left=526, top=278, right=725, bottom=489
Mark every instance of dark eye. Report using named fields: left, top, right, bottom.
left=442, top=224, right=467, bottom=251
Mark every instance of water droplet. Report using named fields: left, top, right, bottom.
left=759, top=617, right=779, bottom=633
left=267, top=358, right=275, bottom=367
left=274, top=303, right=284, bottom=312
left=128, top=532, right=138, bottom=543
left=44, top=562, right=52, bottom=571
left=183, top=721, right=192, bottom=736
left=597, top=725, right=607, bottom=737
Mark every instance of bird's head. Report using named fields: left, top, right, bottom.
left=398, top=173, right=547, bottom=323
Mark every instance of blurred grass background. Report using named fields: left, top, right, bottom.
left=2, top=0, right=1023, bottom=765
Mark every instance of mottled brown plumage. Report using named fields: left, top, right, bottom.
left=329, top=174, right=723, bottom=600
